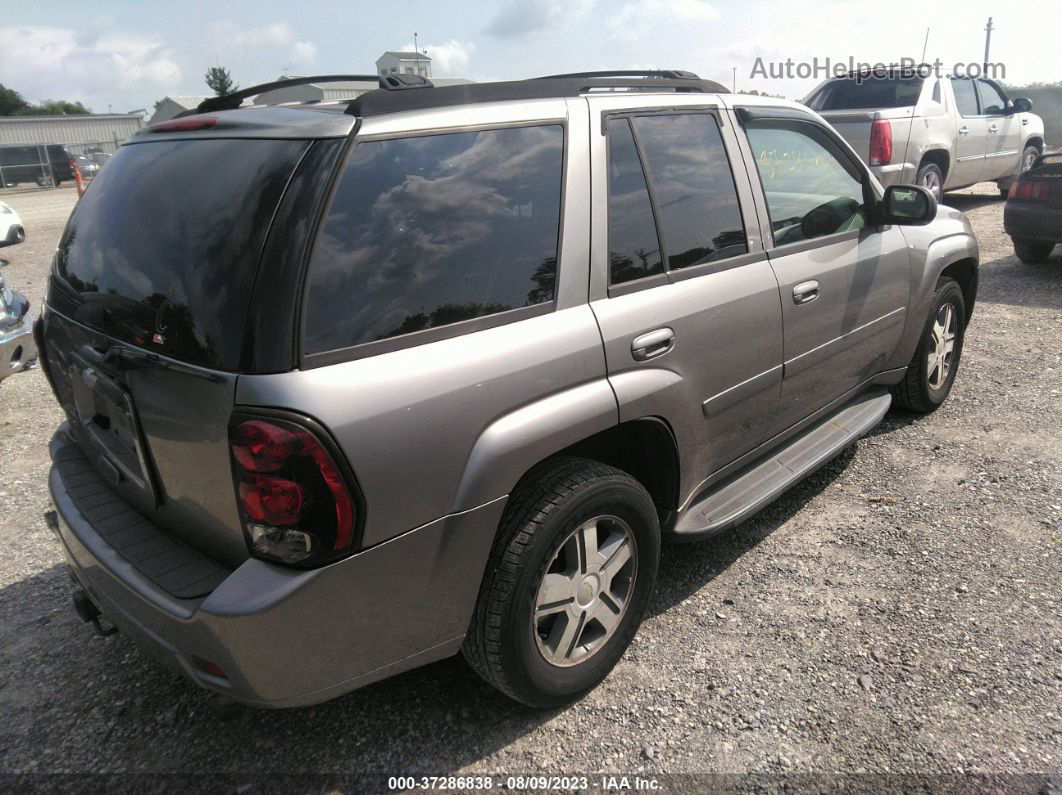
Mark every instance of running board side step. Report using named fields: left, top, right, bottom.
left=670, top=391, right=892, bottom=541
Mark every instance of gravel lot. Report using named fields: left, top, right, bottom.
left=0, top=183, right=1059, bottom=790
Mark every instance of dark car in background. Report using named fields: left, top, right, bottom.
left=0, top=143, right=78, bottom=188
left=1005, top=151, right=1062, bottom=263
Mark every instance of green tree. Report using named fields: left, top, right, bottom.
left=204, top=66, right=238, bottom=96
left=0, top=84, right=31, bottom=116
left=29, top=99, right=90, bottom=115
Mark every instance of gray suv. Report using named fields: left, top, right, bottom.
left=38, top=71, right=978, bottom=709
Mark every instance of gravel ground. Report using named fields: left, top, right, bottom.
left=0, top=183, right=1059, bottom=791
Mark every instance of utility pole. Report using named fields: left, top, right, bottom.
left=732, top=66, right=737, bottom=93
left=414, top=32, right=421, bottom=76
left=983, top=17, right=993, bottom=73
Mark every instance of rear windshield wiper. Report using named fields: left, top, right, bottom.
left=82, top=342, right=223, bottom=383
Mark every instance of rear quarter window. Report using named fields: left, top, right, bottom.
left=302, top=124, right=564, bottom=355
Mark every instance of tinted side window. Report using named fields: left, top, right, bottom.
left=951, top=78, right=979, bottom=116
left=304, top=125, right=564, bottom=353
left=745, top=122, right=867, bottom=245
left=976, top=80, right=1007, bottom=115
left=606, top=118, right=663, bottom=285
left=632, top=114, right=747, bottom=269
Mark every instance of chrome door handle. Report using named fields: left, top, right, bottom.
left=989, top=124, right=999, bottom=133
left=958, top=126, right=969, bottom=135
left=793, top=281, right=819, bottom=305
left=631, top=328, right=675, bottom=361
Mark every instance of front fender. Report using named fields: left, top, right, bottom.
left=452, top=379, right=619, bottom=513
left=886, top=213, right=979, bottom=370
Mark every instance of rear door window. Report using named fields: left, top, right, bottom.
left=951, top=79, right=980, bottom=116
left=606, top=118, right=664, bottom=285
left=302, top=125, right=564, bottom=354
left=632, top=113, right=747, bottom=269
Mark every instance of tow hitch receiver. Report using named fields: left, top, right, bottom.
left=72, top=589, right=118, bottom=637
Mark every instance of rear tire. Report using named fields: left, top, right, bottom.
left=1013, top=239, right=1055, bottom=264
left=915, top=162, right=944, bottom=201
left=463, top=457, right=660, bottom=708
left=891, top=277, right=966, bottom=414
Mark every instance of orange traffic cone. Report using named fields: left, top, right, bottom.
left=72, top=160, right=86, bottom=199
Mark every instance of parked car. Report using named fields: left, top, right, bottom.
left=0, top=143, right=78, bottom=188
left=1004, top=151, right=1061, bottom=263
left=39, top=71, right=979, bottom=709
left=75, top=155, right=99, bottom=179
left=0, top=209, right=37, bottom=385
left=0, top=200, right=25, bottom=247
left=805, top=69, right=1045, bottom=199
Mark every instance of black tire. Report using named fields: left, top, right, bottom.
left=915, top=162, right=944, bottom=201
left=1013, top=239, right=1055, bottom=264
left=892, top=277, right=966, bottom=414
left=462, top=457, right=660, bottom=708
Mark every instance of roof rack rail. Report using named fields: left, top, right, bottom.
left=347, top=74, right=728, bottom=118
left=533, top=69, right=701, bottom=81
left=193, top=73, right=432, bottom=114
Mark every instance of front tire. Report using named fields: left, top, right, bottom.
left=892, top=277, right=966, bottom=414
left=463, top=458, right=660, bottom=708
left=1013, top=239, right=1055, bottom=264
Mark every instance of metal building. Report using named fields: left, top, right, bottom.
left=0, top=113, right=145, bottom=156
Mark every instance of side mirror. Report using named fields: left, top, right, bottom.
left=1008, top=97, right=1033, bottom=114
left=878, top=185, right=937, bottom=226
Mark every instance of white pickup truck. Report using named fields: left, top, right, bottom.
left=805, top=70, right=1046, bottom=199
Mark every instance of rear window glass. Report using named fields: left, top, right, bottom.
left=51, top=138, right=307, bottom=369
left=303, top=125, right=564, bottom=354
left=808, top=75, right=924, bottom=110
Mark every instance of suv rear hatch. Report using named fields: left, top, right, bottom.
left=41, top=133, right=312, bottom=567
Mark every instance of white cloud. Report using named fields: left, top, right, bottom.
left=609, top=0, right=718, bottom=40
left=0, top=25, right=180, bottom=111
left=487, top=0, right=597, bottom=39
left=207, top=21, right=316, bottom=69
left=402, top=40, right=476, bottom=76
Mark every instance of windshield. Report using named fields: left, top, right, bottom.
left=50, top=138, right=308, bottom=370
left=807, top=75, right=924, bottom=111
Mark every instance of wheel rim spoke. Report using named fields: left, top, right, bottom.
left=533, top=515, right=637, bottom=668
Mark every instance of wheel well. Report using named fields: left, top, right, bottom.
left=941, top=258, right=978, bottom=322
left=532, top=418, right=680, bottom=519
left=1026, top=136, right=1044, bottom=153
left=920, top=149, right=950, bottom=181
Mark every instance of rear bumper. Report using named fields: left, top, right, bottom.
left=49, top=426, right=504, bottom=707
left=871, top=162, right=916, bottom=188
left=0, top=310, right=37, bottom=382
left=1004, top=203, right=1062, bottom=243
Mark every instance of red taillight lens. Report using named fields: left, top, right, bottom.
left=869, top=120, right=892, bottom=166
left=149, top=115, right=218, bottom=133
left=1011, top=180, right=1050, bottom=202
left=239, top=475, right=304, bottom=525
left=231, top=420, right=297, bottom=472
left=229, top=417, right=358, bottom=567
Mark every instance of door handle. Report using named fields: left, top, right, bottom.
left=792, top=281, right=819, bottom=305
left=958, top=126, right=969, bottom=135
left=989, top=124, right=999, bottom=133
left=631, top=328, right=675, bottom=361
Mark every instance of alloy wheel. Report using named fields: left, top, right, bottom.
left=533, top=515, right=637, bottom=668
left=921, top=169, right=942, bottom=200
left=926, top=302, right=957, bottom=390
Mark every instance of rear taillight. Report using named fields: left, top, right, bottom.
left=1010, top=179, right=1052, bottom=203
left=869, top=119, right=892, bottom=166
left=229, top=416, right=358, bottom=567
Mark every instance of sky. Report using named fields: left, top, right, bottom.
left=0, top=0, right=1057, bottom=114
